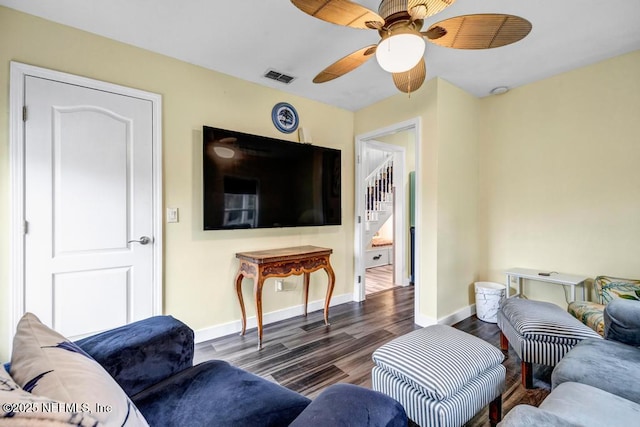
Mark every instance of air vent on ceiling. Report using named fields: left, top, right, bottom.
left=264, top=70, right=296, bottom=84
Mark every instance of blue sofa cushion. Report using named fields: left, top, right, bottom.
left=604, top=299, right=640, bottom=347
left=290, top=383, right=407, bottom=427
left=131, top=360, right=311, bottom=427
left=551, top=338, right=640, bottom=404
left=75, top=315, right=194, bottom=397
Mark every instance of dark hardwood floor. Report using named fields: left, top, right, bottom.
left=195, top=286, right=550, bottom=426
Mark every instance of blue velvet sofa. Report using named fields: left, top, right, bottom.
left=68, top=315, right=408, bottom=426
left=499, top=299, right=640, bottom=426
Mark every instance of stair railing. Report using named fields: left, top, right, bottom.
left=365, top=155, right=394, bottom=224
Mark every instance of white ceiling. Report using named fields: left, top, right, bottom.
left=2, top=0, right=639, bottom=111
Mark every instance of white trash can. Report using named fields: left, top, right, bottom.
left=475, top=282, right=507, bottom=323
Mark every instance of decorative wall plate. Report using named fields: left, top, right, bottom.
left=272, top=102, right=299, bottom=133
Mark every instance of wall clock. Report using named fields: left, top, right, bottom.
left=272, top=102, right=299, bottom=134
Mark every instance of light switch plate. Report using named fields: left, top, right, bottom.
left=167, top=207, right=179, bottom=223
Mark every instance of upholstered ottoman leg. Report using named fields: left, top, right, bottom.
left=489, top=395, right=502, bottom=427
left=500, top=331, right=509, bottom=352
left=521, top=361, right=533, bottom=389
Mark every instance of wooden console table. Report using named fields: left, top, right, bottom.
left=235, top=245, right=335, bottom=349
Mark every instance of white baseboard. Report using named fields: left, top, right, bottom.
left=414, top=311, right=436, bottom=327
left=439, top=303, right=476, bottom=326
left=414, top=303, right=477, bottom=328
left=194, top=293, right=353, bottom=344
left=196, top=298, right=477, bottom=343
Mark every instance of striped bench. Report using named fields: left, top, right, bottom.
left=372, top=325, right=505, bottom=427
left=497, top=298, right=602, bottom=388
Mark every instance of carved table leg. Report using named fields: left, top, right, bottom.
left=235, top=270, right=247, bottom=336
left=254, top=274, right=265, bottom=350
left=303, top=272, right=310, bottom=316
left=323, top=260, right=336, bottom=326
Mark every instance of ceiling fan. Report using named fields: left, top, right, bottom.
left=291, top=0, right=532, bottom=94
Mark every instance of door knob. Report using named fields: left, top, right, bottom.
left=128, top=236, right=152, bottom=245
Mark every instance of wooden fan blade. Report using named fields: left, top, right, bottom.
left=313, top=45, right=377, bottom=83
left=392, top=59, right=426, bottom=94
left=291, top=0, right=384, bottom=30
left=427, top=14, right=532, bottom=49
left=407, top=0, right=456, bottom=20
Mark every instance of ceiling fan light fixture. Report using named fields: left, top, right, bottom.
left=376, top=28, right=425, bottom=73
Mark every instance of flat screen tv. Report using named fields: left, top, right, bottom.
left=203, top=126, right=341, bottom=230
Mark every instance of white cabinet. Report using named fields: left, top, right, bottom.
left=365, top=246, right=392, bottom=268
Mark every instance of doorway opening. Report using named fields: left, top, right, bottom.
left=354, top=118, right=421, bottom=303
left=363, top=142, right=401, bottom=295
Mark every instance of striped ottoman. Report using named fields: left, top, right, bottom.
left=497, top=298, right=601, bottom=388
left=372, top=325, right=505, bottom=427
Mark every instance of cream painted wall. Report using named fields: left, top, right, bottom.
left=357, top=51, right=640, bottom=320
left=355, top=79, right=476, bottom=323
left=434, top=82, right=480, bottom=317
left=478, top=50, right=640, bottom=307
left=0, top=7, right=355, bottom=359
left=355, top=82, right=438, bottom=320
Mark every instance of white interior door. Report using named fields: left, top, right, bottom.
left=20, top=73, right=158, bottom=339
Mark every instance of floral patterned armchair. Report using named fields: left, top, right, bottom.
left=568, top=275, right=640, bottom=335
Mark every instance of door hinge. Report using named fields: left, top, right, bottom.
left=22, top=106, right=27, bottom=122
left=24, top=220, right=29, bottom=234
left=357, top=154, right=361, bottom=164
left=358, top=215, right=361, bottom=224
left=357, top=275, right=362, bottom=284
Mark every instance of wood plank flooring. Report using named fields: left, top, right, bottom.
left=365, top=264, right=396, bottom=294
left=195, top=286, right=550, bottom=426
